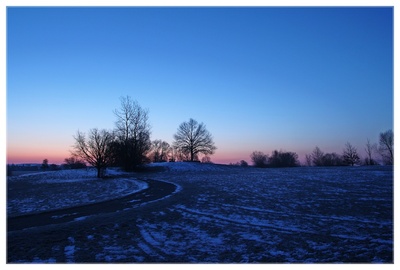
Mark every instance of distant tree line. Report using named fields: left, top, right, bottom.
left=7, top=164, right=42, bottom=177
left=304, top=143, right=358, bottom=167
left=249, top=129, right=393, bottom=168
left=250, top=150, right=299, bottom=168
left=41, top=159, right=61, bottom=171
left=229, top=160, right=249, bottom=167
left=7, top=159, right=63, bottom=177
left=304, top=130, right=393, bottom=167
left=63, top=157, right=87, bottom=169
left=71, top=96, right=216, bottom=178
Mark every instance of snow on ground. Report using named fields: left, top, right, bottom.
left=147, top=161, right=226, bottom=172
left=7, top=168, right=148, bottom=216
left=129, top=164, right=393, bottom=262
left=7, top=163, right=393, bottom=263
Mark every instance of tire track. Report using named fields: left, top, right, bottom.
left=7, top=178, right=178, bottom=232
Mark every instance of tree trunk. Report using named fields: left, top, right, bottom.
left=96, top=167, right=104, bottom=178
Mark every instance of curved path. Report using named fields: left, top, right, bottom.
left=7, top=178, right=178, bottom=232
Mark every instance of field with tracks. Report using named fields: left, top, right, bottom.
left=7, top=163, right=393, bottom=263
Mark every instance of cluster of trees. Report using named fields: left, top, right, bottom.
left=67, top=95, right=392, bottom=176
left=71, top=97, right=217, bottom=178
left=63, top=157, right=87, bottom=169
left=229, top=160, right=249, bottom=167
left=250, top=150, right=299, bottom=168
left=305, top=143, right=358, bottom=167
left=250, top=129, right=393, bottom=168
left=71, top=96, right=152, bottom=178
left=41, top=159, right=60, bottom=171
left=305, top=130, right=393, bottom=167
left=148, top=118, right=217, bottom=163
left=40, top=158, right=87, bottom=171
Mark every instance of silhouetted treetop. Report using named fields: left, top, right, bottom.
left=379, top=129, right=393, bottom=165
left=112, top=96, right=151, bottom=170
left=173, top=118, right=216, bottom=162
left=72, top=128, right=114, bottom=178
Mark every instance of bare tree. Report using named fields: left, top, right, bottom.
left=201, top=155, right=212, bottom=163
left=151, top=139, right=171, bottom=162
left=173, top=146, right=189, bottom=162
left=342, top=142, right=360, bottom=166
left=113, top=96, right=151, bottom=170
left=379, top=129, right=393, bottom=165
left=72, top=128, right=114, bottom=178
left=364, top=139, right=377, bottom=165
left=311, top=146, right=324, bottom=166
left=305, top=154, right=312, bottom=166
left=173, top=118, right=216, bottom=162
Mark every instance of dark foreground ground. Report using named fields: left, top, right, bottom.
left=7, top=165, right=393, bottom=263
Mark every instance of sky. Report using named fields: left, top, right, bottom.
left=5, top=5, right=394, bottom=165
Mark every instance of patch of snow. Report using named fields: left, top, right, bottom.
left=139, top=228, right=162, bottom=247
left=52, top=213, right=78, bottom=219
left=137, top=242, right=164, bottom=259
left=96, top=245, right=131, bottom=262
left=32, top=257, right=57, bottom=263
left=175, top=204, right=313, bottom=234
left=64, top=237, right=76, bottom=263
left=74, top=216, right=89, bottom=221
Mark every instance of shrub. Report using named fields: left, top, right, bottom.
left=250, top=151, right=268, bottom=168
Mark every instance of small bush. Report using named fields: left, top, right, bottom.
left=250, top=151, right=268, bottom=168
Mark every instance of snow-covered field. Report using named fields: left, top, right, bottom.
left=7, top=168, right=148, bottom=217
left=7, top=163, right=393, bottom=263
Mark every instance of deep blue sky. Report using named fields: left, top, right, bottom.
left=7, top=7, right=393, bottom=164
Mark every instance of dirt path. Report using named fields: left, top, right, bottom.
left=7, top=178, right=178, bottom=232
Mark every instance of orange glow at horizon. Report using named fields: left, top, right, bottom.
left=7, top=146, right=70, bottom=165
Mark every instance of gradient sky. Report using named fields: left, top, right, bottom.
left=6, top=6, right=393, bottom=165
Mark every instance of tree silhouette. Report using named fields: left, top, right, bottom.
left=173, top=118, right=216, bottom=162
left=268, top=150, right=299, bottom=167
left=41, top=159, right=49, bottom=170
left=311, top=147, right=324, bottom=166
left=201, top=155, right=212, bottom=163
left=364, top=139, right=377, bottom=165
left=342, top=142, right=360, bottom=166
left=113, top=96, right=151, bottom=170
left=63, top=156, right=87, bottom=169
left=73, top=128, right=114, bottom=178
left=250, top=151, right=268, bottom=168
left=240, top=160, right=248, bottom=167
left=379, top=129, right=393, bottom=165
left=151, top=139, right=171, bottom=162
left=322, top=152, right=344, bottom=166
